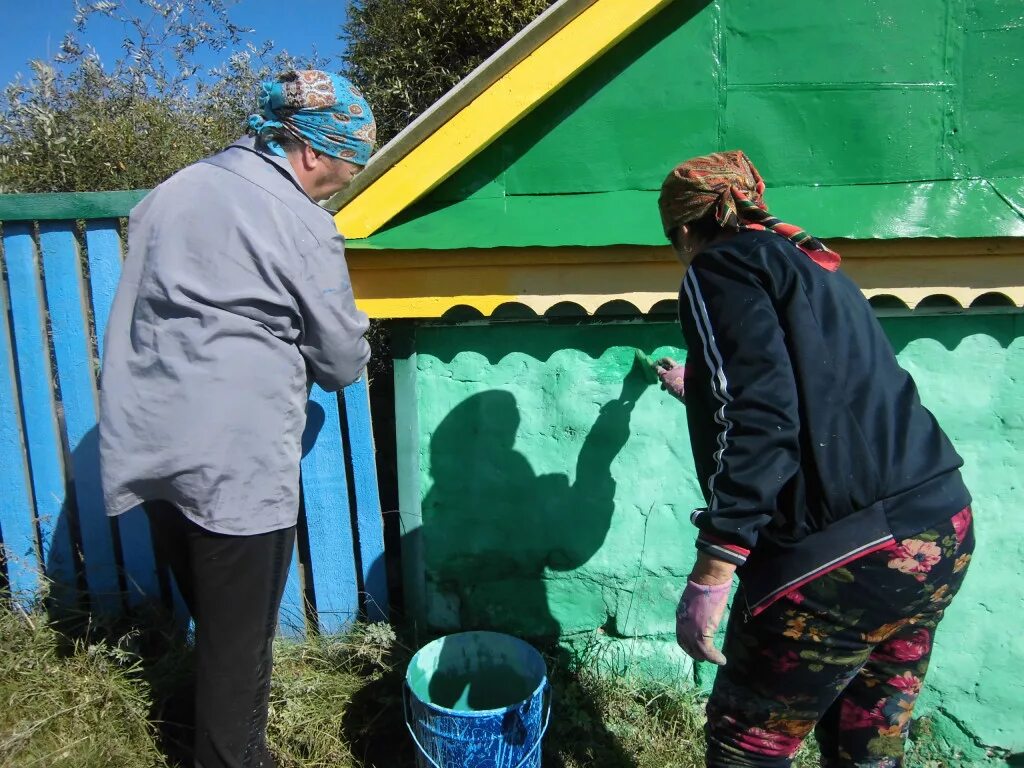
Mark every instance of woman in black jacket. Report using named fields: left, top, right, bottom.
left=657, top=150, right=975, bottom=768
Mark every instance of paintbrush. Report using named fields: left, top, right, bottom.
left=633, top=348, right=660, bottom=384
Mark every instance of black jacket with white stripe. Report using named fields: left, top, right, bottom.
left=678, top=230, right=970, bottom=615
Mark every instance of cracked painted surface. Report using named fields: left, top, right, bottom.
left=401, top=314, right=1024, bottom=761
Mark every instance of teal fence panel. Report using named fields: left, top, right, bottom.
left=0, top=263, right=39, bottom=606
left=39, top=222, right=120, bottom=615
left=343, top=379, right=389, bottom=622
left=83, top=220, right=161, bottom=607
left=2, top=223, right=78, bottom=611
left=300, top=385, right=361, bottom=634
left=0, top=193, right=388, bottom=632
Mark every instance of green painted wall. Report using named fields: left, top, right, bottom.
left=399, top=313, right=1024, bottom=761
left=360, top=0, right=1024, bottom=249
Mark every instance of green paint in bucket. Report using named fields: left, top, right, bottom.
left=425, top=663, right=537, bottom=711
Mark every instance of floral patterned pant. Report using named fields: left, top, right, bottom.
left=705, top=508, right=974, bottom=768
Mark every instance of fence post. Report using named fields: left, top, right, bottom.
left=84, top=219, right=161, bottom=608
left=343, top=377, right=389, bottom=621
left=0, top=253, right=41, bottom=605
left=39, top=222, right=120, bottom=615
left=2, top=223, right=78, bottom=611
left=299, top=385, right=361, bottom=634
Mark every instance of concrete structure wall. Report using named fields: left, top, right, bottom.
left=399, top=312, right=1024, bottom=762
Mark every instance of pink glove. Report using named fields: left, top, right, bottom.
left=655, top=357, right=686, bottom=401
left=676, top=579, right=731, bottom=665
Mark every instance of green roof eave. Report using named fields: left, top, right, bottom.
left=346, top=177, right=1024, bottom=250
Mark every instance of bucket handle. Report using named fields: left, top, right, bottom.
left=403, top=681, right=552, bottom=768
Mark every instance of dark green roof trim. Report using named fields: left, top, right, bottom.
left=0, top=191, right=149, bottom=222
left=347, top=178, right=1024, bottom=250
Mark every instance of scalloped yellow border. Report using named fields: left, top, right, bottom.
left=347, top=239, right=1024, bottom=318
left=333, top=0, right=674, bottom=239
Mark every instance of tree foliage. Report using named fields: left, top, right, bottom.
left=342, top=0, right=556, bottom=145
left=0, top=0, right=327, bottom=193
left=0, top=0, right=556, bottom=193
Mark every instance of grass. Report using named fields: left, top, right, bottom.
left=0, top=600, right=958, bottom=768
left=0, top=602, right=168, bottom=767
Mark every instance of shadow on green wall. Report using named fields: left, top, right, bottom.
left=419, top=358, right=651, bottom=767
left=422, top=356, right=649, bottom=636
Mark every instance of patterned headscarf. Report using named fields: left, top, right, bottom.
left=658, top=150, right=840, bottom=271
left=248, top=70, right=376, bottom=165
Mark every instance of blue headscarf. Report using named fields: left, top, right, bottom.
left=248, top=70, right=376, bottom=165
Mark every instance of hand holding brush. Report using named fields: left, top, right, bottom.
left=655, top=356, right=686, bottom=402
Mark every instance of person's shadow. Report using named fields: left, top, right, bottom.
left=419, top=357, right=650, bottom=767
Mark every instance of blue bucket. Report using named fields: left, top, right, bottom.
left=403, top=631, right=552, bottom=768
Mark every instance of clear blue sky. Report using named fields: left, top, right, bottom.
left=1, top=0, right=349, bottom=88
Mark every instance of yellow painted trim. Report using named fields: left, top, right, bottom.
left=333, top=0, right=673, bottom=239
left=347, top=240, right=1024, bottom=318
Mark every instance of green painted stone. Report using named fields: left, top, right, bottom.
left=407, top=314, right=1024, bottom=753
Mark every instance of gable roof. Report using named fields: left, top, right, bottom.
left=334, top=0, right=1024, bottom=250
left=329, top=0, right=674, bottom=239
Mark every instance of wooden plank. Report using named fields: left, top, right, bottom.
left=342, top=377, right=389, bottom=621
left=277, top=384, right=313, bottom=639
left=84, top=220, right=160, bottom=607
left=3, top=224, right=77, bottom=608
left=333, top=0, right=673, bottom=238
left=0, top=191, right=148, bottom=222
left=83, top=222, right=120, bottom=354
left=280, top=541, right=307, bottom=637
left=392, top=326, right=427, bottom=624
left=277, top=541, right=306, bottom=638
left=0, top=262, right=41, bottom=604
left=39, top=222, right=120, bottom=614
left=299, top=385, right=360, bottom=634
left=324, top=0, right=594, bottom=213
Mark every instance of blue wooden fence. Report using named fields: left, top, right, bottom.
left=0, top=192, right=387, bottom=636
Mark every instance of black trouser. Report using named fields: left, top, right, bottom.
left=146, top=501, right=295, bottom=768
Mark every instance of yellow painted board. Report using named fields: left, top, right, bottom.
left=347, top=241, right=1024, bottom=318
left=334, top=0, right=673, bottom=239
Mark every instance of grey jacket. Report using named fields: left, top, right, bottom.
left=99, top=137, right=370, bottom=534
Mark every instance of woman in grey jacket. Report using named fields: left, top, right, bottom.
left=99, top=70, right=375, bottom=768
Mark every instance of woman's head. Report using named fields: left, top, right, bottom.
left=248, top=70, right=376, bottom=198
left=658, top=149, right=842, bottom=271
left=658, top=150, right=765, bottom=262
left=667, top=212, right=730, bottom=264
